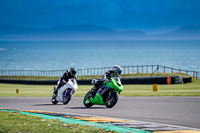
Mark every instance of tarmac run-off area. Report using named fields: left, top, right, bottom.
left=1, top=97, right=200, bottom=133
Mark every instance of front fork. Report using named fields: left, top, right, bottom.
left=65, top=89, right=72, bottom=96
left=107, top=89, right=114, bottom=100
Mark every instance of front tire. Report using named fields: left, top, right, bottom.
left=63, top=90, right=72, bottom=105
left=105, top=91, right=118, bottom=108
left=83, top=91, right=93, bottom=108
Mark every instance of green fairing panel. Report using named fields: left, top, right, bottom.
left=90, top=93, right=105, bottom=105
left=105, top=78, right=123, bottom=93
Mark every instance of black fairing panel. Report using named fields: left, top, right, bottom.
left=98, top=84, right=111, bottom=97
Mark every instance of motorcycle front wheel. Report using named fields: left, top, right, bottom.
left=105, top=91, right=119, bottom=108
left=83, top=91, right=93, bottom=108
left=63, top=90, right=72, bottom=105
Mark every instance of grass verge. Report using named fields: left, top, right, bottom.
left=0, top=79, right=200, bottom=97
left=0, top=110, right=118, bottom=133
left=0, top=73, right=200, bottom=97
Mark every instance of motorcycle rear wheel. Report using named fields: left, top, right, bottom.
left=83, top=91, right=93, bottom=108
left=63, top=90, right=72, bottom=105
left=105, top=92, right=118, bottom=108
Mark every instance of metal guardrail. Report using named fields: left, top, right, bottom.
left=0, top=65, right=199, bottom=79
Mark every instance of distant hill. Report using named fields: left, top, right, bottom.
left=151, top=25, right=200, bottom=40
left=52, top=24, right=115, bottom=32
left=0, top=24, right=199, bottom=40
left=0, top=24, right=147, bottom=40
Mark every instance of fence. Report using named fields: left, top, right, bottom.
left=0, top=65, right=199, bottom=79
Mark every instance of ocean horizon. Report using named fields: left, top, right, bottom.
left=0, top=40, right=200, bottom=73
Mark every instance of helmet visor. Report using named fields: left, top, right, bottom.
left=70, top=71, right=76, bottom=77
left=71, top=71, right=76, bottom=74
left=116, top=68, right=122, bottom=75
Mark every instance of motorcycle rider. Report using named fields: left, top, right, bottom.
left=88, top=65, right=122, bottom=98
left=53, top=67, right=77, bottom=98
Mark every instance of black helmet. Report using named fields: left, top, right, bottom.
left=70, top=67, right=77, bottom=75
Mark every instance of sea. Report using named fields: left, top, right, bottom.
left=0, top=40, right=200, bottom=72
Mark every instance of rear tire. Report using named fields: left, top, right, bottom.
left=105, top=92, right=118, bottom=108
left=83, top=91, right=93, bottom=108
left=63, top=90, right=72, bottom=105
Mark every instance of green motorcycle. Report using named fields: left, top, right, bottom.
left=83, top=77, right=123, bottom=108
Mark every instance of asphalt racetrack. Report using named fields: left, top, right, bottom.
left=0, top=97, right=200, bottom=129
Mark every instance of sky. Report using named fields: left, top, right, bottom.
left=0, top=0, right=200, bottom=34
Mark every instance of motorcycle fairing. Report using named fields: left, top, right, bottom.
left=56, top=78, right=78, bottom=102
left=90, top=93, right=105, bottom=105
left=97, top=84, right=111, bottom=97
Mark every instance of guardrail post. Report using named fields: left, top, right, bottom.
left=128, top=66, right=129, bottom=74
left=142, top=66, right=143, bottom=73
left=157, top=65, right=159, bottom=74
left=193, top=71, right=195, bottom=78
left=164, top=66, right=165, bottom=73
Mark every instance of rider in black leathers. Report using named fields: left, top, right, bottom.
left=53, top=68, right=77, bottom=98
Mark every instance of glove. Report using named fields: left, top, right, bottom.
left=104, top=79, right=109, bottom=82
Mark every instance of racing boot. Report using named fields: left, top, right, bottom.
left=52, top=86, right=58, bottom=100
left=87, top=87, right=97, bottom=98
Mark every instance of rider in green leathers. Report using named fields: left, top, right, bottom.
left=88, top=65, right=122, bottom=98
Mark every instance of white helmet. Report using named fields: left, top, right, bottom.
left=113, top=65, right=122, bottom=76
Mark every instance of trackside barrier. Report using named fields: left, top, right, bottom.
left=0, top=65, right=199, bottom=79
left=0, top=76, right=186, bottom=85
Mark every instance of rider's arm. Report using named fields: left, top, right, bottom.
left=102, top=73, right=107, bottom=80
left=102, top=70, right=112, bottom=80
left=102, top=72, right=107, bottom=80
left=61, top=71, right=69, bottom=82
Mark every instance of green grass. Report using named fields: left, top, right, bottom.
left=0, top=78, right=200, bottom=97
left=0, top=83, right=92, bottom=97
left=0, top=73, right=200, bottom=97
left=0, top=111, right=117, bottom=133
left=122, top=84, right=200, bottom=96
